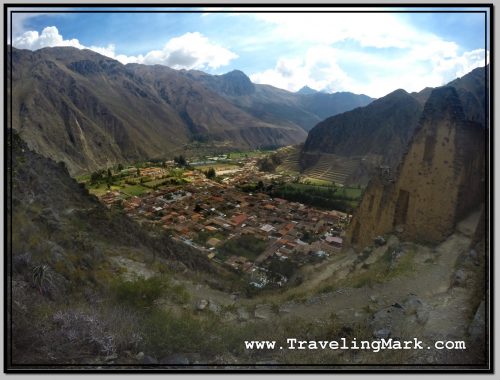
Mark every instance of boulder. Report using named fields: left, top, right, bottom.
left=403, top=294, right=423, bottom=315
left=373, top=328, right=391, bottom=339
left=370, top=304, right=407, bottom=339
left=196, top=299, right=208, bottom=311
left=237, top=307, right=250, bottom=321
left=208, top=300, right=221, bottom=313
left=453, top=269, right=467, bottom=287
left=374, top=236, right=386, bottom=246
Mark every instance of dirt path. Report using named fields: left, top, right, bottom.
left=267, top=231, right=471, bottom=323
left=110, top=216, right=475, bottom=329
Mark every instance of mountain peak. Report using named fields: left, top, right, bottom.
left=214, top=69, right=255, bottom=96
left=297, top=85, right=318, bottom=95
left=222, top=69, right=249, bottom=79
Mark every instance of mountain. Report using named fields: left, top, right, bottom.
left=299, top=66, right=488, bottom=185
left=182, top=70, right=374, bottom=131
left=413, top=66, right=488, bottom=127
left=347, top=86, right=485, bottom=247
left=296, top=86, right=318, bottom=95
left=8, top=47, right=307, bottom=175
left=301, top=89, right=423, bottom=174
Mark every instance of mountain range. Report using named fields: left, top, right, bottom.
left=181, top=69, right=373, bottom=131
left=300, top=66, right=487, bottom=180
left=8, top=46, right=372, bottom=175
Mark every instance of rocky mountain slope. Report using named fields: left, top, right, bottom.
left=302, top=89, right=422, bottom=170
left=8, top=47, right=307, bottom=175
left=300, top=66, right=488, bottom=182
left=347, top=86, right=485, bottom=248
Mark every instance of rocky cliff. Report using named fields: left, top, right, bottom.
left=300, top=66, right=487, bottom=186
left=347, top=86, right=486, bottom=248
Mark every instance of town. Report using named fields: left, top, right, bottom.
left=81, top=152, right=352, bottom=288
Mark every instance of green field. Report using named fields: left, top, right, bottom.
left=88, top=183, right=122, bottom=196
left=143, top=178, right=170, bottom=188
left=195, top=164, right=240, bottom=172
left=121, top=185, right=150, bottom=197
left=227, top=150, right=274, bottom=160
left=268, top=182, right=363, bottom=213
left=300, top=177, right=334, bottom=186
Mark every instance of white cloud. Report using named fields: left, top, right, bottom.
left=248, top=13, right=488, bottom=97
left=250, top=44, right=488, bottom=98
left=141, top=32, right=238, bottom=69
left=252, top=13, right=430, bottom=49
left=13, top=26, right=84, bottom=50
left=12, top=27, right=238, bottom=71
left=250, top=46, right=352, bottom=93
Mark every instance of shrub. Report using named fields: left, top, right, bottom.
left=111, top=276, right=168, bottom=309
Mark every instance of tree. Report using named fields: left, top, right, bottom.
left=174, top=155, right=187, bottom=167
left=205, top=167, right=216, bottom=179
left=117, top=163, right=124, bottom=171
left=90, top=171, right=101, bottom=185
left=107, top=168, right=113, bottom=186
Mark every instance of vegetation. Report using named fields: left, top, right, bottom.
left=173, top=155, right=187, bottom=167
left=204, top=167, right=216, bottom=179
left=257, top=153, right=282, bottom=172
left=111, top=276, right=189, bottom=309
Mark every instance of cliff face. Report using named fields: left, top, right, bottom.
left=347, top=87, right=485, bottom=248
left=299, top=67, right=487, bottom=187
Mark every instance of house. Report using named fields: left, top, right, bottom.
left=231, top=213, right=248, bottom=227
left=207, top=237, right=221, bottom=248
left=325, top=236, right=343, bottom=250
left=260, top=224, right=275, bottom=233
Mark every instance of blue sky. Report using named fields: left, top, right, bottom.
left=11, top=7, right=489, bottom=98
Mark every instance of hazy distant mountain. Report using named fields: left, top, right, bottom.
left=300, top=66, right=488, bottom=175
left=296, top=86, right=318, bottom=95
left=182, top=70, right=374, bottom=131
left=9, top=46, right=307, bottom=175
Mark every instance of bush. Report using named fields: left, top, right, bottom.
left=111, top=276, right=168, bottom=309
left=141, top=309, right=206, bottom=357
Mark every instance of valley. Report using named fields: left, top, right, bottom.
left=6, top=41, right=489, bottom=369
left=78, top=149, right=358, bottom=289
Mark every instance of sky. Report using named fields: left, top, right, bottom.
left=9, top=7, right=490, bottom=98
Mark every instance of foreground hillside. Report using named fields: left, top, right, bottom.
left=8, top=130, right=486, bottom=368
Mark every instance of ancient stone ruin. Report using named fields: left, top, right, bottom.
left=347, top=86, right=485, bottom=248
